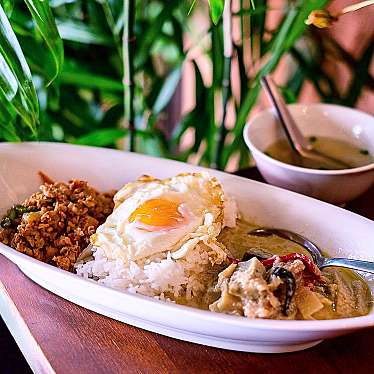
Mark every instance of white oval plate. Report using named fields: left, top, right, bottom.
left=0, top=142, right=373, bottom=353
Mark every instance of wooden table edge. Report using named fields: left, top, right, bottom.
left=0, top=278, right=55, bottom=374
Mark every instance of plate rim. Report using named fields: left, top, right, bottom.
left=1, top=140, right=374, bottom=333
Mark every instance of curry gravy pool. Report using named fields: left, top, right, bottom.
left=214, top=220, right=372, bottom=320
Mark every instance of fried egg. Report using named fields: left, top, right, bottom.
left=91, top=173, right=237, bottom=264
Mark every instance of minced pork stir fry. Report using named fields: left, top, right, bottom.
left=0, top=174, right=114, bottom=271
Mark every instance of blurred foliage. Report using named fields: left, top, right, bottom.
left=0, top=0, right=373, bottom=170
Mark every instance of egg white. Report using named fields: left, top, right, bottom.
left=91, top=173, right=237, bottom=264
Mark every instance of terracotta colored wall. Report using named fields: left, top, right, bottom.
left=325, top=0, right=374, bottom=113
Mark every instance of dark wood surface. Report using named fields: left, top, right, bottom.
left=1, top=168, right=374, bottom=374
left=0, top=319, right=31, bottom=374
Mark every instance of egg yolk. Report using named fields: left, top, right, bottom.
left=128, top=199, right=184, bottom=228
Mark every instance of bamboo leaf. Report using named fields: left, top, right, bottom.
left=0, top=89, right=20, bottom=141
left=209, top=0, right=224, bottom=25
left=290, top=46, right=337, bottom=101
left=57, top=20, right=113, bottom=46
left=221, top=81, right=260, bottom=167
left=152, top=64, right=183, bottom=115
left=136, top=129, right=169, bottom=157
left=202, top=85, right=216, bottom=166
left=343, top=40, right=374, bottom=106
left=16, top=34, right=56, bottom=80
left=60, top=70, right=123, bottom=92
left=171, top=61, right=210, bottom=159
left=238, top=140, right=250, bottom=169
left=1, top=0, right=13, bottom=16
left=0, top=4, right=38, bottom=133
left=99, top=0, right=122, bottom=58
left=186, top=61, right=214, bottom=160
left=74, top=128, right=126, bottom=146
left=24, top=0, right=64, bottom=85
left=278, top=85, right=298, bottom=104
left=135, top=3, right=180, bottom=68
left=233, top=4, right=267, bottom=16
left=220, top=0, right=329, bottom=168
left=60, top=60, right=124, bottom=92
left=261, top=9, right=299, bottom=75
left=171, top=110, right=196, bottom=147
left=123, top=0, right=135, bottom=151
left=285, top=66, right=304, bottom=99
left=49, top=0, right=75, bottom=6
left=235, top=44, right=249, bottom=102
left=249, top=0, right=266, bottom=57
left=262, top=0, right=328, bottom=75
left=211, top=22, right=223, bottom=87
left=188, top=0, right=197, bottom=15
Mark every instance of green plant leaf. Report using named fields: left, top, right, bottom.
left=98, top=0, right=122, bottom=58
left=290, top=46, right=339, bottom=101
left=171, top=109, right=196, bottom=148
left=0, top=4, right=38, bottom=134
left=24, top=0, right=64, bottom=85
left=56, top=20, right=113, bottom=46
left=249, top=0, right=266, bottom=58
left=261, top=9, right=299, bottom=75
left=152, top=64, right=183, bottom=115
left=16, top=34, right=56, bottom=80
left=49, top=0, right=75, bottom=7
left=220, top=0, right=329, bottom=168
left=135, top=1, right=180, bottom=68
left=343, top=40, right=374, bottom=106
left=209, top=0, right=224, bottom=25
left=211, top=22, right=223, bottom=87
left=171, top=61, right=212, bottom=160
left=278, top=85, right=298, bottom=104
left=285, top=65, right=304, bottom=99
left=0, top=89, right=20, bottom=141
left=233, top=4, right=267, bottom=16
left=262, top=0, right=328, bottom=75
left=188, top=0, right=197, bottom=15
left=221, top=81, right=260, bottom=167
left=136, top=129, right=169, bottom=157
left=74, top=128, right=126, bottom=146
left=60, top=60, right=124, bottom=92
left=235, top=44, right=249, bottom=103
left=1, top=0, right=13, bottom=16
left=201, top=85, right=216, bottom=166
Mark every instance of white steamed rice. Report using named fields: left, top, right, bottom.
left=76, top=241, right=221, bottom=302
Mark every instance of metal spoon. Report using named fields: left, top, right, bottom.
left=249, top=227, right=374, bottom=273
left=261, top=76, right=352, bottom=170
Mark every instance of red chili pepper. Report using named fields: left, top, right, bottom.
left=262, top=253, right=321, bottom=281
left=227, top=256, right=240, bottom=264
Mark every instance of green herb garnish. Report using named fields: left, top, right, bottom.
left=0, top=217, right=12, bottom=228
left=0, top=204, right=38, bottom=229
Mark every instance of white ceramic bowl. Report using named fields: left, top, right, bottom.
left=244, top=104, right=374, bottom=203
left=0, top=142, right=374, bottom=354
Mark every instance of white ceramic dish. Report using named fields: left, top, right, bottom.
left=0, top=142, right=373, bottom=354
left=244, top=104, right=374, bottom=203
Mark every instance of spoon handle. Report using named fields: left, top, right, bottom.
left=260, top=76, right=310, bottom=153
left=321, top=258, right=374, bottom=274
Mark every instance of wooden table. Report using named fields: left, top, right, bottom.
left=1, top=169, right=374, bottom=374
